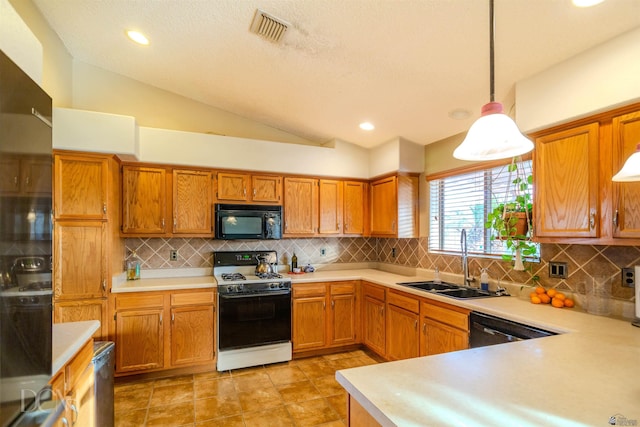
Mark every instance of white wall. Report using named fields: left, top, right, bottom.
left=517, top=27, right=640, bottom=133
left=369, top=139, right=400, bottom=178
left=0, top=0, right=42, bottom=84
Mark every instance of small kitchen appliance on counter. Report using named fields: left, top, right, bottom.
left=213, top=251, right=292, bottom=371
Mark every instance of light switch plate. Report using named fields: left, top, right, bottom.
left=549, top=261, right=568, bottom=279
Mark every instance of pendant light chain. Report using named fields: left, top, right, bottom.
left=489, top=0, right=495, bottom=103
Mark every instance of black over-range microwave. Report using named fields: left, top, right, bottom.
left=214, top=204, right=282, bottom=240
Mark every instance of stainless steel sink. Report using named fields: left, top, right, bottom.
left=397, top=281, right=502, bottom=299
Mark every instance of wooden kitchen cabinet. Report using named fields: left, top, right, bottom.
left=385, top=290, right=420, bottom=361
left=53, top=220, right=107, bottom=300
left=420, top=300, right=469, bottom=356
left=54, top=153, right=109, bottom=219
left=112, top=290, right=217, bottom=375
left=343, top=181, right=368, bottom=235
left=361, top=282, right=386, bottom=358
left=318, top=179, right=343, bottom=235
left=0, top=155, right=52, bottom=196
left=173, top=169, right=213, bottom=234
left=54, top=299, right=109, bottom=340
left=121, top=165, right=168, bottom=234
left=216, top=172, right=282, bottom=204
left=370, top=174, right=419, bottom=238
left=531, top=102, right=640, bottom=245
left=292, top=281, right=358, bottom=353
left=284, top=177, right=318, bottom=236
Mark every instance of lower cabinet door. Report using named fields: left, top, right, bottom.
left=362, top=296, right=385, bottom=357
left=330, top=293, right=357, bottom=346
left=54, top=298, right=108, bottom=340
left=170, top=305, right=215, bottom=366
left=115, top=309, right=164, bottom=373
left=421, top=317, right=469, bottom=356
left=385, top=305, right=419, bottom=361
left=68, top=364, right=95, bottom=427
left=293, top=296, right=327, bottom=351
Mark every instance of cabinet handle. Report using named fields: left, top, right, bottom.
left=174, top=217, right=177, bottom=227
left=102, top=280, right=106, bottom=292
left=244, top=188, right=247, bottom=197
left=171, top=313, right=175, bottom=322
left=331, top=300, right=335, bottom=309
left=25, top=176, right=31, bottom=186
left=613, top=209, right=619, bottom=228
left=61, top=418, right=69, bottom=426
left=422, top=323, right=426, bottom=334
left=589, top=212, right=596, bottom=229
left=323, top=301, right=326, bottom=309
left=13, top=176, right=18, bottom=186
left=160, top=313, right=163, bottom=324
left=70, top=404, right=78, bottom=425
left=161, top=218, right=165, bottom=228
left=414, top=320, right=418, bottom=330
left=253, top=188, right=256, bottom=198
left=103, top=204, right=107, bottom=214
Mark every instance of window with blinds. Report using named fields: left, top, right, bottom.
left=428, top=160, right=539, bottom=258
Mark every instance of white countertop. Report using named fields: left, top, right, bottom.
left=111, top=275, right=216, bottom=293
left=52, top=320, right=100, bottom=374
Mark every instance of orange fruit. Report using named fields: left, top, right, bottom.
left=535, top=286, right=546, bottom=295
left=530, top=295, right=542, bottom=304
left=539, top=294, right=551, bottom=304
left=546, top=289, right=557, bottom=298
left=554, top=292, right=566, bottom=301
left=530, top=292, right=538, bottom=299
left=551, top=298, right=564, bottom=308
left=563, top=298, right=575, bottom=308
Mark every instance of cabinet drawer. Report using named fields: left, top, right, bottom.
left=362, top=283, right=385, bottom=301
left=115, top=293, right=164, bottom=310
left=65, top=339, right=93, bottom=394
left=171, top=291, right=215, bottom=306
left=330, top=281, right=356, bottom=295
left=293, top=283, right=327, bottom=298
left=422, top=302, right=469, bottom=331
left=387, top=290, right=419, bottom=314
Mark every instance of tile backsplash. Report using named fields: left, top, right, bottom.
left=125, top=237, right=637, bottom=305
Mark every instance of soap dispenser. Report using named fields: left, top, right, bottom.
left=126, top=250, right=141, bottom=281
left=480, top=268, right=489, bottom=291
left=433, top=267, right=441, bottom=284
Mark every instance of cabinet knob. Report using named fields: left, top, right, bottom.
left=331, top=300, right=335, bottom=309
left=13, top=176, right=18, bottom=186
left=25, top=176, right=31, bottom=186
left=253, top=188, right=256, bottom=198
left=244, top=188, right=247, bottom=197
left=613, top=209, right=619, bottom=228
left=161, top=218, right=165, bottom=228
left=171, top=313, right=175, bottom=322
left=102, top=280, right=106, bottom=292
left=589, top=212, right=596, bottom=229
left=414, top=320, right=418, bottom=330
left=103, top=204, right=107, bottom=214
left=160, top=313, right=163, bottom=324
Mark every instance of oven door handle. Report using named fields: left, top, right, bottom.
left=219, top=290, right=291, bottom=299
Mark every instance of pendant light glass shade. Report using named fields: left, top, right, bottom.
left=453, top=102, right=534, bottom=161
left=612, top=144, right=640, bottom=182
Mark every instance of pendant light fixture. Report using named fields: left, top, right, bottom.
left=453, top=0, right=533, bottom=161
left=612, top=144, right=640, bottom=182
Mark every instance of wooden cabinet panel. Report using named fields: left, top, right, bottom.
left=330, top=292, right=356, bottom=346
left=362, top=295, right=385, bottom=357
left=252, top=175, right=282, bottom=203
left=348, top=395, right=382, bottom=427
left=284, top=177, right=318, bottom=236
left=54, top=154, right=108, bottom=219
left=0, top=158, right=21, bottom=194
left=122, top=165, right=167, bottom=234
left=344, top=181, right=366, bottom=235
left=54, top=220, right=107, bottom=299
left=217, top=172, right=249, bottom=201
left=0, top=155, right=52, bottom=196
left=54, top=299, right=108, bottom=340
left=173, top=169, right=212, bottom=234
left=534, top=123, right=600, bottom=237
left=370, top=176, right=397, bottom=236
left=115, top=308, right=164, bottom=372
left=613, top=110, right=640, bottom=238
left=170, top=305, right=215, bottom=366
left=319, top=179, right=343, bottom=234
left=421, top=318, right=469, bottom=356
left=71, top=364, right=95, bottom=427
left=292, top=296, right=327, bottom=351
left=386, top=304, right=419, bottom=361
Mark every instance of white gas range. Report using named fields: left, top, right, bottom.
left=213, top=251, right=292, bottom=371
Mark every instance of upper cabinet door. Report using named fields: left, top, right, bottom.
left=612, top=110, right=640, bottom=238
left=534, top=123, right=600, bottom=238
left=251, top=175, right=282, bottom=204
left=217, top=172, right=249, bottom=202
left=318, top=179, right=343, bottom=235
left=173, top=169, right=213, bottom=235
left=54, top=154, right=109, bottom=220
left=283, top=177, right=318, bottom=236
left=122, top=165, right=167, bottom=234
left=370, top=176, right=398, bottom=236
left=343, top=181, right=366, bottom=235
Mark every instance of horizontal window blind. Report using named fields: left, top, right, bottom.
left=429, top=160, right=539, bottom=258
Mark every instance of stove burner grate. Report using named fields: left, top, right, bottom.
left=256, top=272, right=283, bottom=280
left=221, top=273, right=246, bottom=281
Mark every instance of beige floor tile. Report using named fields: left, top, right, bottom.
left=230, top=365, right=266, bottom=377
left=233, top=371, right=273, bottom=392
left=286, top=398, right=340, bottom=427
left=267, top=365, right=308, bottom=385
left=195, top=370, right=231, bottom=382
left=297, top=360, right=337, bottom=379
left=115, top=379, right=155, bottom=393
left=195, top=377, right=237, bottom=399
left=326, top=393, right=347, bottom=419
left=146, top=400, right=195, bottom=426
left=276, top=380, right=322, bottom=404
left=195, top=414, right=245, bottom=426
left=153, top=374, right=194, bottom=387
left=310, top=375, right=344, bottom=397
left=243, top=406, right=295, bottom=427
left=114, top=387, right=153, bottom=413
left=150, top=382, right=194, bottom=407
left=237, top=386, right=283, bottom=412
left=114, top=408, right=147, bottom=426
left=195, top=395, right=243, bottom=422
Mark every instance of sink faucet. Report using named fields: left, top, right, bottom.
left=460, top=229, right=475, bottom=287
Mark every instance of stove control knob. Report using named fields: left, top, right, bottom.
left=278, top=283, right=284, bottom=289
left=19, top=297, right=28, bottom=304
left=31, top=296, right=39, bottom=304
left=237, top=284, right=244, bottom=292
left=269, top=283, right=277, bottom=289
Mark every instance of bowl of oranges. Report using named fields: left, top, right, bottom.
left=530, top=286, right=575, bottom=308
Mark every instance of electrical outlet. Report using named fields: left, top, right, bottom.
left=320, top=248, right=326, bottom=256
left=391, top=248, right=396, bottom=258
left=549, top=261, right=568, bottom=279
left=622, top=267, right=635, bottom=288
left=170, top=250, right=178, bottom=261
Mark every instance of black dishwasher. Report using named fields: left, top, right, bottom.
left=469, top=312, right=557, bottom=348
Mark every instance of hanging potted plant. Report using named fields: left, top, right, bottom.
left=485, top=157, right=537, bottom=272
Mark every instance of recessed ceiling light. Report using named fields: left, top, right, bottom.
left=359, top=122, right=375, bottom=131
left=572, top=0, right=605, bottom=7
left=448, top=109, right=471, bottom=120
left=126, top=30, right=150, bottom=45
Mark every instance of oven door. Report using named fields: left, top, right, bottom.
left=218, top=291, right=291, bottom=351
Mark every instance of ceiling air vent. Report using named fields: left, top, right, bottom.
left=250, top=9, right=289, bottom=43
